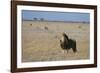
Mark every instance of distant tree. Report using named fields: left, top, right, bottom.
left=33, top=18, right=38, bottom=21
left=40, top=18, right=44, bottom=21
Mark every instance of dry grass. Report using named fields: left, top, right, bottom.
left=22, top=21, right=90, bottom=62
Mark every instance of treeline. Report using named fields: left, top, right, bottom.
left=23, top=17, right=89, bottom=24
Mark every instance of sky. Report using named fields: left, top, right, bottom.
left=22, top=10, right=90, bottom=23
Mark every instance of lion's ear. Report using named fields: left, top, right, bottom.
left=60, top=40, right=62, bottom=43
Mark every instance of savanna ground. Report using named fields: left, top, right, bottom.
left=22, top=21, right=90, bottom=62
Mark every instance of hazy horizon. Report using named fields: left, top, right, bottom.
left=22, top=10, right=90, bottom=23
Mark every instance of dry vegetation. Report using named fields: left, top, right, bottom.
left=22, top=21, right=90, bottom=62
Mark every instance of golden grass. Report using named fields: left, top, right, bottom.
left=22, top=21, right=90, bottom=62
